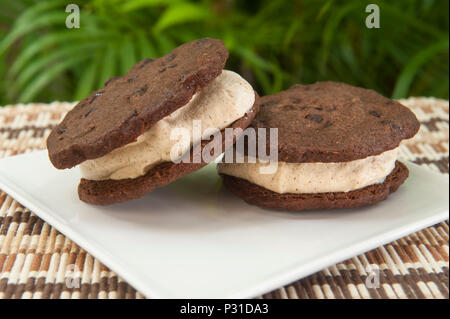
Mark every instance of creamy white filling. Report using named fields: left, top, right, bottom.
left=218, top=148, right=399, bottom=194
left=80, top=70, right=255, bottom=180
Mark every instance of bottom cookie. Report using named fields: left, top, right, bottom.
left=220, top=161, right=409, bottom=211
left=78, top=100, right=259, bottom=205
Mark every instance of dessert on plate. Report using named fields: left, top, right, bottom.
left=218, top=82, right=420, bottom=211
left=47, top=38, right=259, bottom=205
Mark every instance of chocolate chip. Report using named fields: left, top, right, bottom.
left=104, top=76, right=120, bottom=86
left=139, top=58, right=153, bottom=68
left=56, top=126, right=66, bottom=135
left=380, top=120, right=401, bottom=130
left=125, top=109, right=138, bottom=122
left=74, top=125, right=96, bottom=139
left=166, top=54, right=176, bottom=62
left=369, top=110, right=381, bottom=117
left=160, top=64, right=176, bottom=73
left=90, top=91, right=104, bottom=103
left=178, top=71, right=189, bottom=82
left=196, top=38, right=209, bottom=46
left=323, top=121, right=333, bottom=128
left=261, top=100, right=278, bottom=108
left=78, top=101, right=88, bottom=108
left=84, top=107, right=94, bottom=117
left=127, top=75, right=138, bottom=83
left=131, top=85, right=148, bottom=97
left=299, top=105, right=322, bottom=111
left=285, top=105, right=296, bottom=111
left=305, top=114, right=323, bottom=123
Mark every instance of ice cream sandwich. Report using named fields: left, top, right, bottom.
left=47, top=38, right=259, bottom=205
left=218, top=82, right=420, bottom=211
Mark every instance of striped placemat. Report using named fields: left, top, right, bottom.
left=0, top=97, right=448, bottom=299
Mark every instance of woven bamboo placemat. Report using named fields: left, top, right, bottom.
left=0, top=97, right=448, bottom=299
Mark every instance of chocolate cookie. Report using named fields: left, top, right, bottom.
left=47, top=38, right=228, bottom=169
left=253, top=82, right=420, bottom=162
left=220, top=161, right=408, bottom=211
left=78, top=98, right=260, bottom=205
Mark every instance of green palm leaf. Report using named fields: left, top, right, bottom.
left=393, top=39, right=449, bottom=99
left=16, top=42, right=101, bottom=89
left=19, top=54, right=89, bottom=102
left=0, top=0, right=448, bottom=105
left=0, top=11, right=68, bottom=55
left=10, top=30, right=112, bottom=76
left=120, top=37, right=137, bottom=75
left=122, top=0, right=181, bottom=12
left=98, top=44, right=118, bottom=88
left=153, top=3, right=212, bottom=33
left=74, top=54, right=102, bottom=101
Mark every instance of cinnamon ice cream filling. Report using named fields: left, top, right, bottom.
left=218, top=148, right=399, bottom=194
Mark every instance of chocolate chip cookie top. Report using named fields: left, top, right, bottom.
left=253, top=82, right=420, bottom=163
left=47, top=38, right=228, bottom=169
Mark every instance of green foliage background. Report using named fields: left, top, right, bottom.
left=0, top=0, right=448, bottom=106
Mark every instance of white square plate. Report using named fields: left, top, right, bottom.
left=0, top=150, right=448, bottom=298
